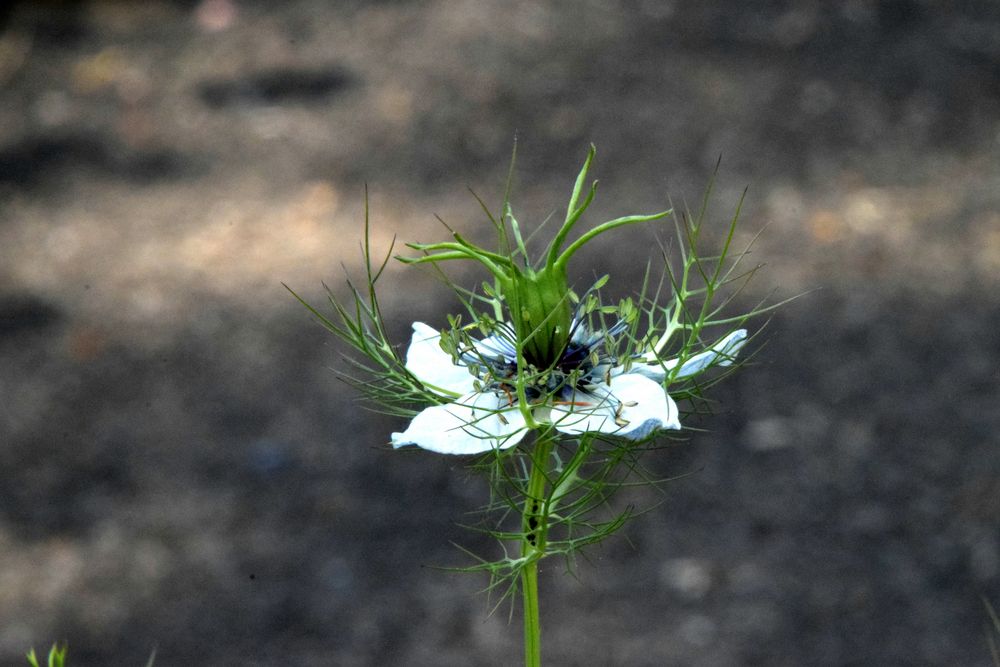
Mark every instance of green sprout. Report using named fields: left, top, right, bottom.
left=26, top=645, right=66, bottom=667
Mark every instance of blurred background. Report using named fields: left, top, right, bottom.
left=1, top=1, right=999, bottom=664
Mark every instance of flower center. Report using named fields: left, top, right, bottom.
left=500, top=265, right=573, bottom=369
left=465, top=319, right=623, bottom=403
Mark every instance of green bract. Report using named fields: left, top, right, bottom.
left=399, top=145, right=671, bottom=369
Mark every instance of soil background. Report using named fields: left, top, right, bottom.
left=2, top=1, right=999, bottom=665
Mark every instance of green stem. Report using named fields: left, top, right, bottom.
left=522, top=558, right=541, bottom=667
left=521, top=434, right=553, bottom=667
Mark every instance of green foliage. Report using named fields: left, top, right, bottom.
left=26, top=645, right=66, bottom=667
left=284, top=188, right=444, bottom=417
left=26, top=644, right=156, bottom=667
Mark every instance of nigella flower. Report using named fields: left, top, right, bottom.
left=391, top=320, right=747, bottom=455
left=380, top=145, right=752, bottom=454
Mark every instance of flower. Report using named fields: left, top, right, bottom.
left=386, top=146, right=751, bottom=454
left=391, top=321, right=747, bottom=455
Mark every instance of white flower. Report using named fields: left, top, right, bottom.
left=391, top=322, right=747, bottom=455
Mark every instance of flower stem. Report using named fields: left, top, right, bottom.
left=521, top=557, right=541, bottom=667
left=521, top=435, right=553, bottom=667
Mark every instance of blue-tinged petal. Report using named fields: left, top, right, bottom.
left=673, top=328, right=747, bottom=376
left=472, top=323, right=518, bottom=362
left=627, top=329, right=748, bottom=382
left=404, top=322, right=476, bottom=396
left=624, top=362, right=669, bottom=383
left=391, top=391, right=527, bottom=454
left=551, top=373, right=680, bottom=439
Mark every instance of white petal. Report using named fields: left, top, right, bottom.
left=391, top=391, right=527, bottom=454
left=626, top=329, right=748, bottom=382
left=552, top=373, right=680, bottom=439
left=404, top=322, right=476, bottom=396
left=674, top=328, right=747, bottom=376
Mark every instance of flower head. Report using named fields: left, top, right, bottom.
left=391, top=318, right=747, bottom=454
